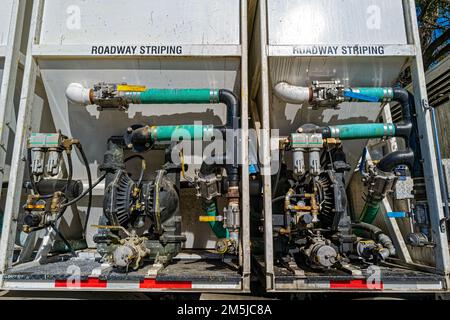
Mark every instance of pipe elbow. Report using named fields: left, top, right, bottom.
left=273, top=82, right=312, bottom=105
left=65, top=83, right=92, bottom=106
left=200, top=154, right=229, bottom=177
left=395, top=121, right=413, bottom=140
left=393, top=88, right=409, bottom=105
left=393, top=88, right=412, bottom=122
left=218, top=89, right=239, bottom=130
left=377, top=149, right=415, bottom=172
left=128, top=126, right=152, bottom=152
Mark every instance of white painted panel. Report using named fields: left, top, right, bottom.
left=39, top=0, right=240, bottom=46
left=268, top=0, right=408, bottom=45
left=0, top=0, right=14, bottom=46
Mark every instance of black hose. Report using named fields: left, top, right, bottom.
left=272, top=152, right=282, bottom=198
left=352, top=222, right=396, bottom=257
left=75, top=144, right=92, bottom=236
left=50, top=222, right=76, bottom=257
left=65, top=151, right=73, bottom=193
left=377, top=149, right=415, bottom=172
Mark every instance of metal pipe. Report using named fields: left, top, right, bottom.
left=273, top=82, right=312, bottom=104
left=430, top=107, right=450, bottom=219
left=65, top=83, right=240, bottom=132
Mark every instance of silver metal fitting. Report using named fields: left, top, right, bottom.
left=311, top=80, right=345, bottom=109
left=194, top=172, right=222, bottom=201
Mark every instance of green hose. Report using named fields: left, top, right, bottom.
left=151, top=125, right=214, bottom=142
left=203, top=200, right=229, bottom=239
left=124, top=88, right=219, bottom=104
left=323, top=123, right=396, bottom=140
left=359, top=198, right=381, bottom=224
left=346, top=87, right=394, bottom=102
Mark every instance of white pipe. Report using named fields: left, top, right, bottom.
left=65, top=83, right=92, bottom=105
left=273, top=82, right=311, bottom=104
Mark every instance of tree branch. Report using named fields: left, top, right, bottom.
left=423, top=27, right=450, bottom=63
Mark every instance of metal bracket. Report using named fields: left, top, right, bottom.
left=422, top=98, right=431, bottom=111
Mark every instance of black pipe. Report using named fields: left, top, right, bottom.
left=393, top=88, right=411, bottom=122
left=377, top=149, right=415, bottom=173
left=395, top=89, right=424, bottom=178
left=219, top=89, right=240, bottom=132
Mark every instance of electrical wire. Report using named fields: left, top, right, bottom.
left=75, top=144, right=93, bottom=235
left=272, top=150, right=282, bottom=198
left=272, top=194, right=306, bottom=203
left=50, top=222, right=76, bottom=257
left=61, top=173, right=106, bottom=209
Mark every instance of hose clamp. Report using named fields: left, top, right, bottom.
left=210, top=90, right=220, bottom=104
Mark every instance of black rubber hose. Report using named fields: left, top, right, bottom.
left=377, top=149, right=415, bottom=172
left=50, top=222, right=76, bottom=257
left=65, top=151, right=73, bottom=194
left=352, top=222, right=396, bottom=257
left=75, top=144, right=92, bottom=236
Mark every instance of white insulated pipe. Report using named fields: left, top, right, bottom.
left=65, top=83, right=92, bottom=105
left=273, top=82, right=312, bottom=104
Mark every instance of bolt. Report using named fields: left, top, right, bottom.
left=127, top=143, right=133, bottom=149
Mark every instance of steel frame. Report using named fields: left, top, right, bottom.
left=0, top=0, right=27, bottom=199
left=252, top=0, right=450, bottom=292
left=0, top=0, right=251, bottom=292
